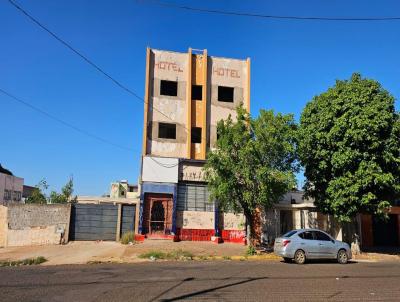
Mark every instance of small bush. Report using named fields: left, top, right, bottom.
left=223, top=256, right=231, bottom=260
left=138, top=249, right=193, bottom=261
left=0, top=256, right=47, bottom=267
left=168, top=249, right=193, bottom=260
left=139, top=251, right=166, bottom=260
left=120, top=231, right=136, bottom=245
left=246, top=245, right=257, bottom=256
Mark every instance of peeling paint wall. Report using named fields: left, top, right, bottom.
left=147, top=50, right=188, bottom=158
left=222, top=213, right=245, bottom=230
left=179, top=162, right=205, bottom=182
left=144, top=49, right=250, bottom=158
left=208, top=57, right=248, bottom=148
left=175, top=210, right=214, bottom=229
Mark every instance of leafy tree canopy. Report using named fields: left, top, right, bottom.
left=49, top=178, right=77, bottom=204
left=26, top=177, right=77, bottom=204
left=25, top=179, right=48, bottom=204
left=204, top=106, right=298, bottom=243
left=299, top=73, right=400, bottom=222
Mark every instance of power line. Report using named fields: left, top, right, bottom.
left=0, top=88, right=138, bottom=153
left=1, top=87, right=179, bottom=168
left=143, top=0, right=400, bottom=22
left=7, top=0, right=173, bottom=123
left=8, top=0, right=207, bottom=145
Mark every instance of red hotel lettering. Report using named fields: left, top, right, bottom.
left=213, top=67, right=240, bottom=78
left=155, top=61, right=183, bottom=73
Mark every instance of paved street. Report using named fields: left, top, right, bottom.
left=1, top=260, right=400, bottom=301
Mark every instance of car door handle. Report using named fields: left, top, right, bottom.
left=319, top=243, right=324, bottom=246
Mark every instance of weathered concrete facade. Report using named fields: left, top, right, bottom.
left=142, top=48, right=250, bottom=159
left=140, top=48, right=250, bottom=243
left=0, top=204, right=71, bottom=247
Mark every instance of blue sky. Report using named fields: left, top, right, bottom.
left=1, top=0, right=399, bottom=195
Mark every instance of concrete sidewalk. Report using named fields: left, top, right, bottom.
left=0, top=241, right=398, bottom=265
left=0, top=240, right=248, bottom=265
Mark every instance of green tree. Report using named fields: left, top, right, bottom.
left=49, top=177, right=77, bottom=204
left=25, top=179, right=48, bottom=204
left=298, top=73, right=400, bottom=223
left=204, top=106, right=298, bottom=245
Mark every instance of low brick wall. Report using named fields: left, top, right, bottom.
left=0, top=204, right=71, bottom=247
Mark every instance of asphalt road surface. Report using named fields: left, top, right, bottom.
left=1, top=260, right=400, bottom=301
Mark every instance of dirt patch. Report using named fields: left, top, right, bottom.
left=123, top=240, right=246, bottom=259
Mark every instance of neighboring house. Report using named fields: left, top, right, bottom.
left=259, top=190, right=400, bottom=250
left=139, top=47, right=250, bottom=242
left=110, top=180, right=138, bottom=199
left=22, top=185, right=35, bottom=202
left=0, top=164, right=23, bottom=205
left=260, top=191, right=342, bottom=246
left=77, top=180, right=139, bottom=205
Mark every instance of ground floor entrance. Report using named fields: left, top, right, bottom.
left=142, top=193, right=173, bottom=236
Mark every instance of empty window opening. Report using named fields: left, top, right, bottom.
left=159, top=123, right=176, bottom=139
left=191, top=127, right=202, bottom=144
left=160, top=80, right=178, bottom=96
left=218, top=86, right=234, bottom=103
left=192, top=85, right=203, bottom=100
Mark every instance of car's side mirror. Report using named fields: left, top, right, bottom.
left=331, top=239, right=335, bottom=243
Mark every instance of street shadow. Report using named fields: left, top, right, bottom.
left=159, top=276, right=268, bottom=301
left=149, top=277, right=195, bottom=302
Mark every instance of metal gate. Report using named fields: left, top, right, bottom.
left=121, top=205, right=136, bottom=235
left=69, top=204, right=117, bottom=241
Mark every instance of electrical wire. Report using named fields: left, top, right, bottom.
left=142, top=0, right=400, bottom=22
left=0, top=88, right=138, bottom=153
left=8, top=0, right=208, bottom=153
left=7, top=0, right=172, bottom=123
left=1, top=87, right=180, bottom=168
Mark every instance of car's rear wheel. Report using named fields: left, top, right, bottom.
left=294, top=250, right=306, bottom=264
left=337, top=249, right=348, bottom=264
left=283, top=257, right=291, bottom=263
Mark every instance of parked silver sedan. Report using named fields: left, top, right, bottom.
left=274, top=229, right=352, bottom=264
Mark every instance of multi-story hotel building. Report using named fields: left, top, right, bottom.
left=139, top=48, right=250, bottom=242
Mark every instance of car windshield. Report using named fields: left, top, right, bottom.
left=282, top=230, right=297, bottom=238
